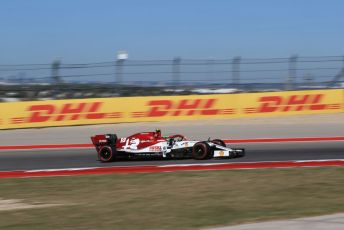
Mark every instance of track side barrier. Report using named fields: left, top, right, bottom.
left=0, top=89, right=342, bottom=129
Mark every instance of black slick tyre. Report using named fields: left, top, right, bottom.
left=99, top=145, right=116, bottom=162
left=192, top=142, right=212, bottom=160
left=211, top=139, right=226, bottom=147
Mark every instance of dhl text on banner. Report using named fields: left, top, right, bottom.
left=0, top=89, right=342, bottom=129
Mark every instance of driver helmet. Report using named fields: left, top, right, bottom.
left=155, top=128, right=161, bottom=138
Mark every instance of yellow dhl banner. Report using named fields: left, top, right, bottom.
left=0, top=89, right=343, bottom=129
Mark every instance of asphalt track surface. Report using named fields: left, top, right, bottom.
left=0, top=141, right=343, bottom=171
left=0, top=114, right=343, bottom=171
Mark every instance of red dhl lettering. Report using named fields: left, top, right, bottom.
left=258, top=94, right=326, bottom=113
left=146, top=99, right=219, bottom=117
left=27, top=102, right=106, bottom=122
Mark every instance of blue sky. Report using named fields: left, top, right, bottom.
left=1, top=0, right=344, bottom=64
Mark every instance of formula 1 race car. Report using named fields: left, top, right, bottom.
left=91, top=129, right=245, bottom=162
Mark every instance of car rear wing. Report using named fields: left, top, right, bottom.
left=91, top=134, right=118, bottom=148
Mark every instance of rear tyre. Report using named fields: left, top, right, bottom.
left=192, top=142, right=212, bottom=160
left=211, top=139, right=226, bottom=147
left=99, top=145, right=116, bottom=162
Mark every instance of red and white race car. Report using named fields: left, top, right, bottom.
left=91, top=129, right=245, bottom=162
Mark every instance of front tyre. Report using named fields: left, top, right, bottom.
left=192, top=142, right=212, bottom=160
left=99, top=145, right=116, bottom=162
left=211, top=139, right=226, bottom=147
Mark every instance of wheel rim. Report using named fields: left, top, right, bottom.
left=195, top=146, right=205, bottom=158
left=100, top=148, right=112, bottom=160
